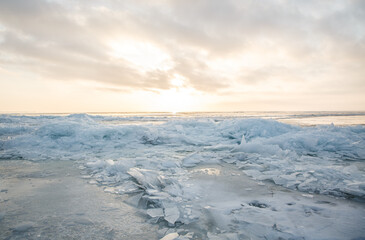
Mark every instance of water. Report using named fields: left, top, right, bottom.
left=1, top=112, right=365, bottom=239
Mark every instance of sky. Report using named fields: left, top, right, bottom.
left=0, top=0, right=364, bottom=113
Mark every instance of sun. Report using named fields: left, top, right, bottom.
left=158, top=88, right=194, bottom=113
left=107, top=40, right=201, bottom=113
left=156, top=74, right=197, bottom=113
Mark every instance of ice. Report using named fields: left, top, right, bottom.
left=160, top=232, right=179, bottom=240
left=147, top=208, right=164, bottom=218
left=12, top=223, right=33, bottom=232
left=1, top=113, right=365, bottom=238
left=182, top=153, right=202, bottom=167
left=1, top=113, right=364, bottom=197
left=163, top=204, right=180, bottom=225
left=127, top=168, right=164, bottom=190
left=117, top=181, right=142, bottom=194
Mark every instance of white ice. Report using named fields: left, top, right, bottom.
left=1, top=113, right=365, bottom=239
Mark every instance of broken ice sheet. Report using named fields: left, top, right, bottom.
left=127, top=168, right=163, bottom=190
left=5, top=114, right=363, bottom=238
left=160, top=232, right=179, bottom=240
left=163, top=202, right=180, bottom=225
left=147, top=208, right=164, bottom=218
left=117, top=181, right=142, bottom=194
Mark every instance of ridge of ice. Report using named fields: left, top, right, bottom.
left=1, top=114, right=365, bottom=199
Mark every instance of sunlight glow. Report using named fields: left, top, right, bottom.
left=170, top=74, right=186, bottom=87
left=108, top=39, right=173, bottom=71
left=157, top=88, right=195, bottom=113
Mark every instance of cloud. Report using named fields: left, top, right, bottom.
left=0, top=0, right=364, bottom=99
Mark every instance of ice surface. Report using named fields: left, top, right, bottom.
left=1, top=114, right=364, bottom=198
left=0, top=160, right=159, bottom=240
left=1, top=113, right=365, bottom=239
left=13, top=223, right=33, bottom=232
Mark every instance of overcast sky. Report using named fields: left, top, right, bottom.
left=0, top=0, right=364, bottom=112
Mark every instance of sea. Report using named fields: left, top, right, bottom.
left=1, top=111, right=364, bottom=239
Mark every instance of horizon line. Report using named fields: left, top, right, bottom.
left=1, top=110, right=365, bottom=115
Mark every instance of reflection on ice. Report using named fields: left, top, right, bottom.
left=191, top=167, right=221, bottom=176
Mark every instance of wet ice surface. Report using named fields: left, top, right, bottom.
left=0, top=160, right=158, bottom=240
left=183, top=164, right=365, bottom=239
left=85, top=162, right=365, bottom=239
left=1, top=112, right=365, bottom=239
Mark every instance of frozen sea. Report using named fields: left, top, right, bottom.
left=1, top=111, right=365, bottom=240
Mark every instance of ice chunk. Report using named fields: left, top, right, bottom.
left=147, top=208, right=164, bottom=218
left=117, top=181, right=142, bottom=194
left=160, top=232, right=179, bottom=240
left=141, top=130, right=163, bottom=145
left=144, top=190, right=170, bottom=200
left=164, top=205, right=180, bottom=224
left=182, top=153, right=201, bottom=168
left=125, top=193, right=144, bottom=207
left=240, top=134, right=246, bottom=145
left=127, top=168, right=163, bottom=190
left=249, top=200, right=269, bottom=209
left=104, top=187, right=117, bottom=193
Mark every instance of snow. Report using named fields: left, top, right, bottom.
left=1, top=112, right=365, bottom=239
